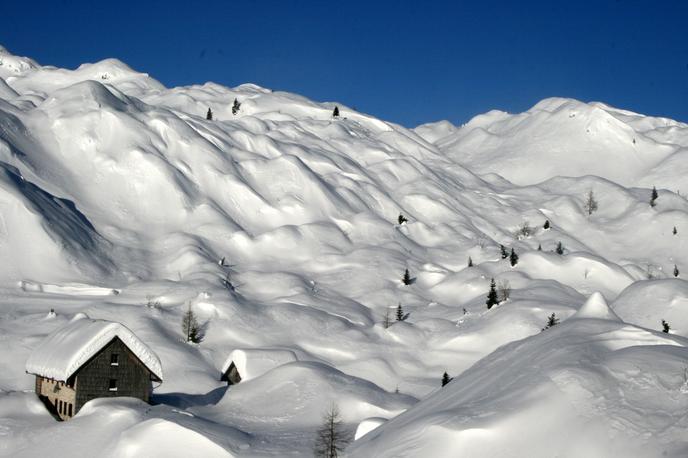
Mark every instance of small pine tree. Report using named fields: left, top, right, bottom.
left=674, top=264, right=680, bottom=278
left=537, top=243, right=542, bottom=251
left=662, top=319, right=670, bottom=333
left=500, top=244, right=508, bottom=259
left=467, top=256, right=473, bottom=267
left=509, top=248, right=519, bottom=267
left=542, top=313, right=560, bottom=330
left=584, top=190, right=598, bottom=215
left=555, top=241, right=565, bottom=255
left=333, top=106, right=340, bottom=118
left=396, top=303, right=404, bottom=321
left=486, top=278, right=499, bottom=310
left=543, top=220, right=550, bottom=230
left=651, top=186, right=658, bottom=207
left=181, top=303, right=201, bottom=343
left=673, top=226, right=678, bottom=235
left=397, top=213, right=408, bottom=225
left=314, top=404, right=347, bottom=458
left=232, top=98, right=241, bottom=115
left=402, top=268, right=411, bottom=285
left=206, top=108, right=213, bottom=120
left=441, top=371, right=452, bottom=387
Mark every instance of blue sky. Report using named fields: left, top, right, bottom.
left=3, top=0, right=687, bottom=126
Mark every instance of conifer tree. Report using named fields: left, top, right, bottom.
left=537, top=243, right=542, bottom=251
left=500, top=244, right=508, bottom=259
left=181, top=303, right=201, bottom=343
left=543, top=220, right=550, bottom=230
left=468, top=256, right=473, bottom=267
left=584, top=190, right=598, bottom=215
left=486, top=278, right=499, bottom=309
left=397, top=213, right=408, bottom=225
left=206, top=108, right=213, bottom=120
left=402, top=268, right=411, bottom=285
left=333, top=106, right=340, bottom=118
left=396, top=303, right=405, bottom=321
left=232, top=98, right=241, bottom=115
left=651, top=186, right=658, bottom=207
left=674, top=264, right=680, bottom=278
left=662, top=319, right=670, bottom=333
left=441, top=371, right=452, bottom=387
left=314, top=404, right=347, bottom=458
left=555, top=241, right=565, bottom=255
left=509, top=248, right=519, bottom=267
left=542, top=313, right=560, bottom=330
left=673, top=226, right=678, bottom=235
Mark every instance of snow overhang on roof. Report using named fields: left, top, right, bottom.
left=25, top=314, right=163, bottom=382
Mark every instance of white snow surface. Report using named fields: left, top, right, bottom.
left=0, top=45, right=687, bottom=456
left=25, top=314, right=163, bottom=381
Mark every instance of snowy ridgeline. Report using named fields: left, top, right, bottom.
left=0, top=45, right=688, bottom=457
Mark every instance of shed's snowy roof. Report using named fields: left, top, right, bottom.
left=25, top=315, right=163, bottom=381
left=221, top=348, right=297, bottom=381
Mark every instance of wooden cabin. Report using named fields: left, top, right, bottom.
left=26, top=316, right=163, bottom=420
left=221, top=348, right=297, bottom=385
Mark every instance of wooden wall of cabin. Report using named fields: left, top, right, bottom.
left=74, top=337, right=153, bottom=413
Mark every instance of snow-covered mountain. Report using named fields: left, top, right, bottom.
left=1, top=46, right=687, bottom=457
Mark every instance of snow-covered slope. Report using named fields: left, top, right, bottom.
left=0, top=46, right=687, bottom=457
left=350, top=293, right=688, bottom=458
left=433, top=97, right=688, bottom=188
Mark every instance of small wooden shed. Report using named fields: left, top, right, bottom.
left=220, top=348, right=297, bottom=385
left=25, top=315, right=163, bottom=420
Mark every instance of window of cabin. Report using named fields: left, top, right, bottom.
left=110, top=353, right=119, bottom=366
left=108, top=379, right=118, bottom=391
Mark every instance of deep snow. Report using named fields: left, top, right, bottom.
left=1, top=45, right=687, bottom=457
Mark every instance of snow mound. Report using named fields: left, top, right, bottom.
left=206, top=361, right=415, bottom=428
left=110, top=418, right=234, bottom=458
left=350, top=316, right=688, bottom=457
left=355, top=417, right=387, bottom=440
left=220, top=348, right=298, bottom=381
left=612, top=279, right=688, bottom=336
left=573, top=292, right=621, bottom=321
left=25, top=315, right=162, bottom=381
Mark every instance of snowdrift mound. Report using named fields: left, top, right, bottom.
left=350, top=295, right=688, bottom=458
left=203, top=361, right=416, bottom=429
left=613, top=279, right=688, bottom=336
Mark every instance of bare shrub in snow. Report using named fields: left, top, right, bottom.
left=146, top=295, right=162, bottom=309
left=515, top=221, right=534, bottom=239
left=497, top=280, right=511, bottom=302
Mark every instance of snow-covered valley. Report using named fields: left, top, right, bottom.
left=1, top=45, right=687, bottom=457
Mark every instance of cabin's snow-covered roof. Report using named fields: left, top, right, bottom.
left=25, top=315, right=163, bottom=381
left=221, top=348, right=297, bottom=382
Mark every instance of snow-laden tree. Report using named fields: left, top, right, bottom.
left=486, top=278, right=499, bottom=310
left=206, top=108, right=213, bottom=120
